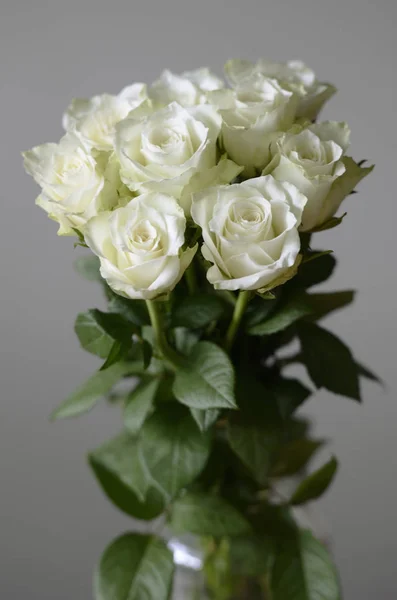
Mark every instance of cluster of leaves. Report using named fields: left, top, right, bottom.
left=53, top=242, right=379, bottom=600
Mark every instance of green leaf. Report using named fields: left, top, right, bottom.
left=286, top=418, right=312, bottom=444
left=272, top=439, right=325, bottom=477
left=203, top=538, right=236, bottom=600
left=235, top=374, right=283, bottom=421
left=89, top=309, right=138, bottom=342
left=311, top=212, right=347, bottom=232
left=71, top=227, right=86, bottom=245
left=298, top=322, right=360, bottom=400
left=301, top=250, right=333, bottom=264
left=226, top=374, right=283, bottom=484
left=173, top=327, right=200, bottom=356
left=100, top=340, right=130, bottom=371
left=172, top=294, right=226, bottom=329
left=245, top=295, right=277, bottom=327
left=141, top=339, right=153, bottom=369
left=74, top=309, right=137, bottom=358
left=357, top=362, right=383, bottom=385
left=307, top=290, right=355, bottom=321
left=94, top=533, right=174, bottom=600
left=123, top=378, right=160, bottom=435
left=71, top=227, right=85, bottom=246
left=74, top=254, right=101, bottom=281
left=272, top=378, right=312, bottom=420
left=89, top=433, right=165, bottom=520
left=117, top=344, right=155, bottom=378
left=108, top=293, right=150, bottom=326
left=51, top=362, right=133, bottom=420
left=170, top=493, right=251, bottom=537
left=173, top=342, right=236, bottom=410
left=89, top=457, right=164, bottom=520
left=290, top=456, right=339, bottom=506
left=229, top=535, right=274, bottom=576
left=74, top=311, right=114, bottom=358
left=190, top=408, right=220, bottom=432
left=138, top=404, right=211, bottom=500
left=89, top=432, right=149, bottom=502
left=249, top=296, right=312, bottom=336
left=252, top=504, right=297, bottom=539
left=292, top=252, right=336, bottom=289
left=228, top=419, right=280, bottom=485
left=257, top=291, right=276, bottom=300
left=271, top=529, right=341, bottom=600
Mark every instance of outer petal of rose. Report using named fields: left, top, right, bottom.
left=104, top=246, right=197, bottom=300
left=268, top=158, right=334, bottom=214
left=191, top=188, right=232, bottom=277
left=245, top=176, right=307, bottom=225
left=220, top=99, right=297, bottom=174
left=22, top=143, right=58, bottom=185
left=316, top=157, right=374, bottom=228
left=297, top=83, right=337, bottom=120
left=309, top=120, right=350, bottom=151
left=224, top=59, right=256, bottom=86
left=182, top=68, right=224, bottom=92
left=206, top=233, right=299, bottom=291
left=98, top=255, right=168, bottom=299
left=84, top=212, right=117, bottom=262
left=62, top=98, right=93, bottom=131
left=35, top=195, right=74, bottom=236
left=118, top=82, right=147, bottom=103
left=180, top=157, right=243, bottom=216
left=189, top=104, right=222, bottom=140
left=150, top=70, right=203, bottom=107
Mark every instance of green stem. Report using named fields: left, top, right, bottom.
left=185, top=262, right=197, bottom=295
left=224, top=291, right=252, bottom=352
left=145, top=300, right=184, bottom=368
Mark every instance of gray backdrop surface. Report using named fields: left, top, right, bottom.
left=1, top=0, right=396, bottom=598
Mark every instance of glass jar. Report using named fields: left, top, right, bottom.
left=169, top=537, right=209, bottom=600
left=169, top=498, right=331, bottom=600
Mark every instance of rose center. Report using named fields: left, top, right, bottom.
left=129, top=220, right=161, bottom=253
left=149, top=126, right=183, bottom=150
left=55, top=155, right=84, bottom=183
left=221, top=197, right=274, bottom=242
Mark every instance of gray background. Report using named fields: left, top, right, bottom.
left=1, top=0, right=396, bottom=598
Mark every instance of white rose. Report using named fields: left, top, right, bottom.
left=179, top=154, right=243, bottom=216
left=264, top=121, right=372, bottom=231
left=191, top=175, right=306, bottom=292
left=225, top=59, right=336, bottom=121
left=115, top=101, right=237, bottom=201
left=265, top=122, right=348, bottom=231
left=149, top=68, right=224, bottom=107
left=63, top=83, right=148, bottom=152
left=84, top=192, right=197, bottom=300
left=98, top=151, right=135, bottom=212
left=182, top=68, right=225, bottom=92
left=23, top=133, right=105, bottom=235
left=209, top=74, right=298, bottom=176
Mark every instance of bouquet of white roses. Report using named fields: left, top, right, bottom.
left=23, top=58, right=375, bottom=600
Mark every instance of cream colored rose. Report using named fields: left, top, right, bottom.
left=84, top=192, right=197, bottom=300
left=191, top=175, right=306, bottom=292
left=63, top=83, right=148, bottom=152
left=149, top=68, right=224, bottom=107
left=23, top=134, right=105, bottom=235
left=225, top=59, right=336, bottom=120
left=115, top=101, right=235, bottom=200
left=264, top=121, right=372, bottom=231
left=208, top=74, right=298, bottom=176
